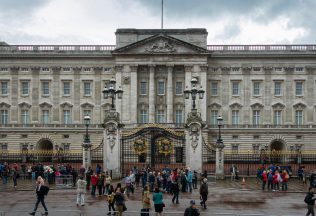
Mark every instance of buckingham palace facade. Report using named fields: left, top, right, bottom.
left=1, top=28, right=316, bottom=159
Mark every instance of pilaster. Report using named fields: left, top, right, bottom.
left=130, top=65, right=138, bottom=124
left=184, top=65, right=192, bottom=119
left=166, top=65, right=174, bottom=123
left=115, top=65, right=123, bottom=117
left=73, top=67, right=82, bottom=124
left=149, top=65, right=156, bottom=123
left=52, top=66, right=61, bottom=123
left=31, top=67, right=40, bottom=123
left=10, top=67, right=19, bottom=123
left=199, top=65, right=208, bottom=121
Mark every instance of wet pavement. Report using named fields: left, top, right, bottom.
left=0, top=177, right=310, bottom=216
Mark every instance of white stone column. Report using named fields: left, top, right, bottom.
left=149, top=65, right=156, bottom=123
left=103, top=122, right=121, bottom=179
left=167, top=65, right=174, bottom=123
left=200, top=65, right=208, bottom=121
left=130, top=65, right=138, bottom=124
left=216, top=147, right=225, bottom=179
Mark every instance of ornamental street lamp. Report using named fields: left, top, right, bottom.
left=216, top=115, right=224, bottom=148
left=184, top=78, right=205, bottom=111
left=82, top=115, right=92, bottom=169
left=247, top=149, right=250, bottom=176
left=102, top=78, right=123, bottom=110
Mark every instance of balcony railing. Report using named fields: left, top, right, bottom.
left=0, top=45, right=116, bottom=52
left=207, top=45, right=316, bottom=52
left=0, top=123, right=315, bottom=129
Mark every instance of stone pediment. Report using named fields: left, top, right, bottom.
left=80, top=102, right=94, bottom=108
left=113, top=34, right=208, bottom=55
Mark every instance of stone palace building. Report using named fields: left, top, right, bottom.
left=1, top=28, right=316, bottom=174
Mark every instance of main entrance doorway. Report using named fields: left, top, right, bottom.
left=37, top=138, right=54, bottom=162
left=121, top=126, right=185, bottom=175
left=270, top=139, right=285, bottom=164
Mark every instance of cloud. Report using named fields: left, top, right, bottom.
left=0, top=0, right=315, bottom=44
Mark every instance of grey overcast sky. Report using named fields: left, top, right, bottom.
left=0, top=0, right=315, bottom=45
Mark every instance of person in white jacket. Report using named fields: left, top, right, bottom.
left=76, top=176, right=87, bottom=206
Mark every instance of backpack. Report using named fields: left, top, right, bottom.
left=42, top=185, right=50, bottom=195
left=115, top=193, right=124, bottom=205
left=267, top=173, right=272, bottom=181
left=305, top=194, right=312, bottom=204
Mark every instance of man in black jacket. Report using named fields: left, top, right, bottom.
left=184, top=200, right=200, bottom=216
left=305, top=187, right=316, bottom=216
left=30, top=176, right=48, bottom=215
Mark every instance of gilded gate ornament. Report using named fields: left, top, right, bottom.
left=133, top=138, right=147, bottom=155
left=156, top=137, right=173, bottom=155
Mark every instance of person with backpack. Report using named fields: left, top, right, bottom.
left=29, top=176, right=49, bottom=215
left=305, top=187, right=316, bottom=216
left=76, top=176, right=87, bottom=206
left=107, top=185, right=116, bottom=215
left=114, top=187, right=126, bottom=216
left=199, top=178, right=208, bottom=209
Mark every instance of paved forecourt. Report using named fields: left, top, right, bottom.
left=0, top=178, right=310, bottom=215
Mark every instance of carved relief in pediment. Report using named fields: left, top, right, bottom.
left=146, top=39, right=176, bottom=53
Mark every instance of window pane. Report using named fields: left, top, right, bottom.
left=21, top=110, right=29, bottom=124
left=175, top=82, right=183, bottom=95
left=253, top=82, right=260, bottom=95
left=157, top=81, right=165, bottom=95
left=211, top=82, right=218, bottom=96
left=274, top=82, right=281, bottom=95
left=42, top=110, right=49, bottom=124
left=295, top=110, right=303, bottom=125
left=63, top=110, right=71, bottom=124
left=1, top=82, right=8, bottom=94
left=22, top=82, right=29, bottom=95
left=0, top=110, right=8, bottom=124
left=63, top=82, right=70, bottom=95
left=139, top=110, right=148, bottom=123
left=42, top=82, right=49, bottom=95
left=232, top=110, right=239, bottom=125
left=140, top=82, right=147, bottom=95
left=274, top=110, right=282, bottom=125
left=253, top=110, right=260, bottom=125
left=84, top=82, right=91, bottom=96
left=295, top=82, right=303, bottom=95
left=232, top=82, right=239, bottom=95
left=175, top=110, right=183, bottom=124
left=210, top=110, right=218, bottom=125
left=156, top=110, right=165, bottom=123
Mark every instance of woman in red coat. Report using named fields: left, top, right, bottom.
left=261, top=170, right=267, bottom=191
left=90, top=172, right=98, bottom=197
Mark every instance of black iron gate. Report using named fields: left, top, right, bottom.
left=121, top=126, right=185, bottom=175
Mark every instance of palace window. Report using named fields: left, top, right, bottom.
left=210, top=110, right=218, bottom=126
left=42, top=67, right=50, bottom=72
left=83, top=110, right=92, bottom=122
left=273, top=110, right=282, bottom=125
left=252, top=145, right=260, bottom=153
left=83, top=67, right=91, bottom=72
left=140, top=81, right=147, bottom=95
left=175, top=110, right=183, bottom=125
left=156, top=110, right=165, bottom=123
left=274, top=81, right=282, bottom=96
left=0, top=68, right=8, bottom=72
left=157, top=81, right=165, bottom=95
left=211, top=82, right=218, bottom=96
left=63, top=81, right=71, bottom=95
left=139, top=110, right=148, bottom=124
left=21, top=110, right=29, bottom=125
left=63, top=67, right=71, bottom=72
left=21, top=81, right=29, bottom=96
left=232, top=81, right=239, bottom=96
left=0, top=110, right=8, bottom=125
left=295, top=81, right=303, bottom=96
left=253, top=82, right=261, bottom=96
left=231, top=144, right=239, bottom=153
left=253, top=110, right=260, bottom=126
left=42, top=81, right=50, bottom=96
left=1, top=81, right=8, bottom=95
left=231, top=110, right=239, bottom=125
left=21, top=67, right=29, bottom=72
left=175, top=81, right=183, bottom=95
left=63, top=110, right=71, bottom=124
left=0, top=143, right=8, bottom=151
left=84, top=82, right=92, bottom=96
left=295, top=110, right=303, bottom=125
left=41, top=110, right=50, bottom=124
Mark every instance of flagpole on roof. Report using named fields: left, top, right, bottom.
left=161, top=0, right=164, bottom=29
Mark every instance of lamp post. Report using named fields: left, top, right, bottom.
left=216, top=115, right=224, bottom=148
left=82, top=115, right=92, bottom=169
left=102, top=78, right=123, bottom=110
left=247, top=149, right=250, bottom=176
left=184, top=78, right=205, bottom=111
